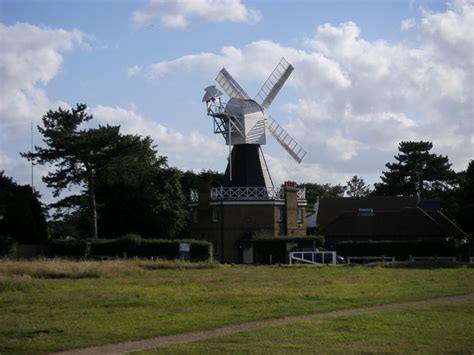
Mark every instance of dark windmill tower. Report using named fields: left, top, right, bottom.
left=190, top=58, right=308, bottom=263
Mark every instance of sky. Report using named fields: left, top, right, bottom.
left=0, top=0, right=473, bottom=205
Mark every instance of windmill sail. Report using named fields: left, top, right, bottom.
left=216, top=68, right=250, bottom=100
left=266, top=115, right=306, bottom=163
left=255, top=58, right=294, bottom=109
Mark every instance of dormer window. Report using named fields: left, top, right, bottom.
left=358, top=208, right=374, bottom=216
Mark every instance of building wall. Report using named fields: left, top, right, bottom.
left=189, top=182, right=306, bottom=263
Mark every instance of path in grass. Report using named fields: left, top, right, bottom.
left=55, top=292, right=474, bottom=355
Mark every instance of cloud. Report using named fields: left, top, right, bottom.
left=131, top=0, right=261, bottom=28
left=139, top=1, right=473, bottom=176
left=90, top=105, right=227, bottom=169
left=0, top=22, right=84, bottom=140
left=127, top=65, right=142, bottom=77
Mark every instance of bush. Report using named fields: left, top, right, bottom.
left=49, top=236, right=212, bottom=261
left=335, top=240, right=464, bottom=260
left=0, top=236, right=18, bottom=257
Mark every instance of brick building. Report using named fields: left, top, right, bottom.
left=189, top=181, right=306, bottom=263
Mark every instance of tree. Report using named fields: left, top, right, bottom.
left=456, top=160, right=474, bottom=236
left=22, top=104, right=188, bottom=239
left=373, top=141, right=457, bottom=198
left=22, top=104, right=122, bottom=239
left=0, top=172, right=48, bottom=243
left=345, top=176, right=370, bottom=197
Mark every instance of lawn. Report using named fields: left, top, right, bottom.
left=140, top=299, right=474, bottom=354
left=0, top=259, right=473, bottom=354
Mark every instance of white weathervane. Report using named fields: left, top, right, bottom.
left=202, top=58, right=307, bottom=165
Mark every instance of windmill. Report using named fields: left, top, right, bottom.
left=202, top=58, right=306, bottom=188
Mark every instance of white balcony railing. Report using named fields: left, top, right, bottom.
left=190, top=187, right=306, bottom=202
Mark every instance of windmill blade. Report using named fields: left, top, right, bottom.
left=216, top=68, right=250, bottom=100
left=266, top=115, right=306, bottom=164
left=255, top=58, right=294, bottom=109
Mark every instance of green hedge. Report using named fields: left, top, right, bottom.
left=335, top=240, right=467, bottom=260
left=0, top=236, right=17, bottom=257
left=252, top=235, right=325, bottom=264
left=50, top=235, right=212, bottom=261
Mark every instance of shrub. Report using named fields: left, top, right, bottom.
left=49, top=236, right=212, bottom=261
left=0, top=236, right=18, bottom=257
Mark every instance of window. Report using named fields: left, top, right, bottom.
left=358, top=208, right=374, bottom=217
left=277, top=206, right=283, bottom=222
left=212, top=206, right=219, bottom=222
left=212, top=241, right=219, bottom=255
left=297, top=208, right=304, bottom=224
left=192, top=208, right=199, bottom=223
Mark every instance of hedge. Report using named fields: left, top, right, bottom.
left=50, top=235, right=212, bottom=261
left=335, top=240, right=467, bottom=260
left=0, top=236, right=17, bottom=257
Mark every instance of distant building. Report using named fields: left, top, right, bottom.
left=311, top=196, right=467, bottom=249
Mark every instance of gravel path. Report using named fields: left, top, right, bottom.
left=53, top=293, right=474, bottom=355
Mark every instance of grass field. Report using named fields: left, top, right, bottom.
left=139, top=299, right=474, bottom=354
left=1, top=259, right=473, bottom=354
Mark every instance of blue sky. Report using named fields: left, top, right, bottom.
left=0, top=0, right=472, bottom=204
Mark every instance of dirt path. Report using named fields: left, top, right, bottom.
left=54, top=293, right=474, bottom=355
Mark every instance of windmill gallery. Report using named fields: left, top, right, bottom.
left=189, top=58, right=308, bottom=264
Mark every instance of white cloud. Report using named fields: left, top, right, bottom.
left=0, top=22, right=84, bottom=140
left=138, top=1, right=473, bottom=177
left=127, top=65, right=142, bottom=77
left=90, top=105, right=227, bottom=168
left=131, top=0, right=261, bottom=28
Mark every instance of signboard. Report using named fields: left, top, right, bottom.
left=179, top=243, right=190, bottom=253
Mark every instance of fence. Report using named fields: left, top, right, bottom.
left=289, top=251, right=336, bottom=265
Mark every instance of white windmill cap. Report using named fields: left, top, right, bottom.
left=202, top=85, right=223, bottom=102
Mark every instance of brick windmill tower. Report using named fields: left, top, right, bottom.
left=190, top=58, right=307, bottom=263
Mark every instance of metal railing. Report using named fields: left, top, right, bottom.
left=209, top=186, right=306, bottom=201
left=289, top=251, right=336, bottom=265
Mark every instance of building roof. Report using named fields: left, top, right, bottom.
left=317, top=196, right=419, bottom=229
left=322, top=207, right=467, bottom=239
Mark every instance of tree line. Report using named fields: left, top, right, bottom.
left=1, top=104, right=473, bottom=243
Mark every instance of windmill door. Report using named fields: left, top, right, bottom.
left=243, top=245, right=254, bottom=264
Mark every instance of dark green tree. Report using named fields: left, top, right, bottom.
left=179, top=169, right=224, bottom=198
left=345, top=175, right=370, bottom=197
left=373, top=141, right=457, bottom=198
left=456, top=160, right=474, bottom=236
left=22, top=104, right=188, bottom=239
left=0, top=172, right=48, bottom=243
left=21, top=104, right=122, bottom=239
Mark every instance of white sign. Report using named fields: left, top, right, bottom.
left=179, top=243, right=190, bottom=252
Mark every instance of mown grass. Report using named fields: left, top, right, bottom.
left=0, top=259, right=473, bottom=354
left=141, top=299, right=474, bottom=354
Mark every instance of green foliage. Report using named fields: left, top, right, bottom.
left=456, top=160, right=474, bottom=236
left=49, top=236, right=212, bottom=261
left=23, top=104, right=188, bottom=240
left=335, top=240, right=467, bottom=259
left=0, top=172, right=48, bottom=244
left=373, top=141, right=457, bottom=197
left=345, top=175, right=371, bottom=197
left=0, top=236, right=17, bottom=257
